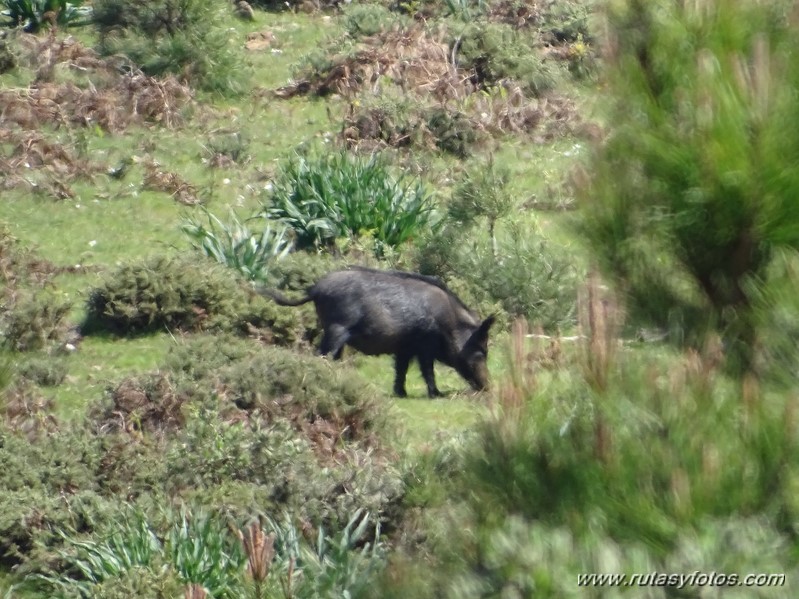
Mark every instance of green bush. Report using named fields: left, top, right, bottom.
left=204, top=130, right=250, bottom=164
left=453, top=21, right=556, bottom=96
left=372, top=331, right=799, bottom=597
left=16, top=354, right=68, bottom=386
left=0, top=291, right=72, bottom=352
left=82, top=255, right=308, bottom=342
left=424, top=108, right=478, bottom=158
left=266, top=250, right=344, bottom=293
left=166, top=409, right=312, bottom=490
left=342, top=3, right=409, bottom=38
left=264, top=149, right=435, bottom=255
left=536, top=0, right=594, bottom=43
left=416, top=222, right=576, bottom=330
left=92, top=0, right=248, bottom=95
left=0, top=424, right=121, bottom=566
left=84, top=255, right=242, bottom=335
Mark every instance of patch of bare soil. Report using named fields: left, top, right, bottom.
left=142, top=159, right=201, bottom=205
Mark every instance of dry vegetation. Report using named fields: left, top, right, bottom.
left=0, top=32, right=193, bottom=200
left=277, top=23, right=587, bottom=153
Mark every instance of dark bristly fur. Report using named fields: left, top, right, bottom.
left=260, top=267, right=495, bottom=398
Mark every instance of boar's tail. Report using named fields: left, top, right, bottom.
left=258, top=288, right=313, bottom=307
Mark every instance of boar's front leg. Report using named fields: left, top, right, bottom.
left=418, top=350, right=443, bottom=398
left=393, top=351, right=412, bottom=397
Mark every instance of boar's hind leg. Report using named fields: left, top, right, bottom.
left=319, top=324, right=349, bottom=360
left=417, top=350, right=443, bottom=398
left=393, top=352, right=412, bottom=398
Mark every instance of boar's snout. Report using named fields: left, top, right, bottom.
left=466, top=361, right=490, bottom=391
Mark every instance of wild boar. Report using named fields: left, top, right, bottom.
left=259, top=267, right=495, bottom=398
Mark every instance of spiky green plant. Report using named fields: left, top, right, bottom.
left=264, top=149, right=435, bottom=256
left=182, top=210, right=292, bottom=283
left=264, top=510, right=385, bottom=599
left=1, top=0, right=91, bottom=32
left=576, top=0, right=799, bottom=371
left=33, top=509, right=162, bottom=596
left=166, top=508, right=246, bottom=599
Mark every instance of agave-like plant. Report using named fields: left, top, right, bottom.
left=264, top=149, right=435, bottom=256
left=182, top=209, right=293, bottom=283
left=1, top=0, right=93, bottom=32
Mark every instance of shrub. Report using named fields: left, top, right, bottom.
left=375, top=317, right=799, bottom=597
left=416, top=222, right=576, bottom=330
left=16, top=354, right=68, bottom=386
left=204, top=130, right=250, bottom=165
left=92, top=0, right=247, bottom=95
left=83, top=255, right=242, bottom=335
left=182, top=209, right=293, bottom=283
left=537, top=0, right=594, bottom=43
left=165, top=408, right=312, bottom=491
left=443, top=0, right=487, bottom=22
left=453, top=21, right=556, bottom=96
left=448, top=157, right=514, bottom=252
left=266, top=250, right=344, bottom=293
left=264, top=149, right=435, bottom=255
left=82, top=255, right=308, bottom=342
left=424, top=109, right=478, bottom=158
left=0, top=424, right=121, bottom=565
left=0, top=291, right=72, bottom=352
left=342, top=3, right=408, bottom=38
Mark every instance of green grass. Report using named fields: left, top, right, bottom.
left=37, top=335, right=175, bottom=419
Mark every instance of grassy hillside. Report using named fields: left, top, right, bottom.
left=1, top=0, right=797, bottom=597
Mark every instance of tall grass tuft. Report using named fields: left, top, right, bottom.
left=166, top=508, right=246, bottom=598
left=34, top=509, right=162, bottom=595
left=264, top=149, right=435, bottom=256
left=182, top=210, right=292, bottom=283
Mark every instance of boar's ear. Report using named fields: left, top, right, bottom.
left=468, top=314, right=496, bottom=348
left=480, top=315, right=496, bottom=336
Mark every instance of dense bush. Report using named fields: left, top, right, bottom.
left=424, top=108, right=478, bottom=158
left=1, top=333, right=404, bottom=589
left=453, top=21, right=556, bottom=96
left=82, top=255, right=309, bottom=343
left=342, top=3, right=409, bottom=38
left=263, top=149, right=436, bottom=255
left=372, top=319, right=799, bottom=597
left=266, top=250, right=345, bottom=293
left=16, top=354, right=68, bottom=386
left=91, top=0, right=247, bottom=94
left=0, top=291, right=72, bottom=352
